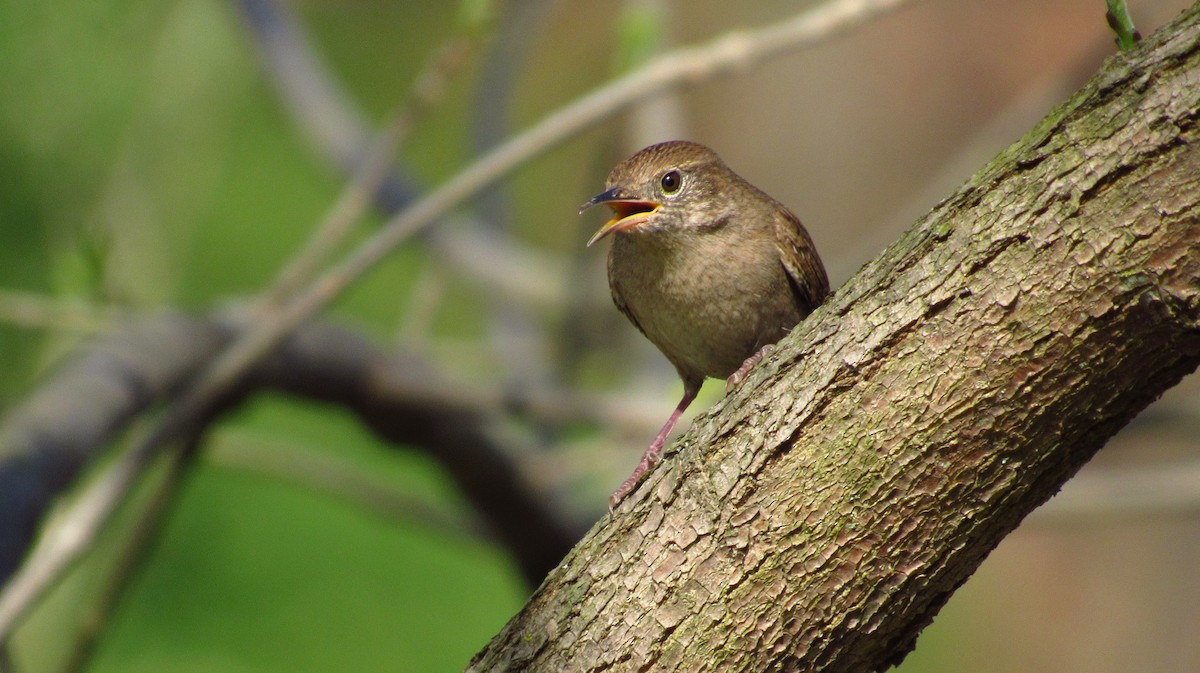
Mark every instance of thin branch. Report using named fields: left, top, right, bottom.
left=0, top=427, right=174, bottom=642
left=260, top=13, right=487, bottom=308
left=0, top=290, right=122, bottom=334
left=436, top=0, right=554, bottom=385
left=59, top=435, right=203, bottom=673
left=258, top=110, right=412, bottom=310
left=239, top=0, right=576, bottom=313
left=470, top=0, right=557, bottom=233
left=240, top=0, right=568, bottom=383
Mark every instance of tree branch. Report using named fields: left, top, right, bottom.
left=466, top=6, right=1200, bottom=671
left=0, top=314, right=583, bottom=637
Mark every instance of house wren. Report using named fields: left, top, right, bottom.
left=581, top=140, right=829, bottom=508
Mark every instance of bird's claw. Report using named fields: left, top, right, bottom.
left=726, top=344, right=775, bottom=394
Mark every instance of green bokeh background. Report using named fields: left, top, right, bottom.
left=0, top=1, right=537, bottom=670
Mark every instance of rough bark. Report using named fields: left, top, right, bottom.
left=467, top=7, right=1200, bottom=673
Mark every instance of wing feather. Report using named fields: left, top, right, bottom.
left=773, top=208, right=830, bottom=315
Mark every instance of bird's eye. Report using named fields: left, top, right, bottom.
left=660, top=169, right=682, bottom=194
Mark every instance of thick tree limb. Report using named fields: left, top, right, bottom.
left=467, top=6, right=1200, bottom=672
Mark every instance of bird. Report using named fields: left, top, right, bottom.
left=580, top=140, right=829, bottom=509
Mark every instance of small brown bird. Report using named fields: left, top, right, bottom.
left=581, top=140, right=829, bottom=508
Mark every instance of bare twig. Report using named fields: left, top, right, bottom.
left=470, top=0, right=559, bottom=234
left=0, top=428, right=174, bottom=640
left=259, top=110, right=412, bottom=310
left=241, top=0, right=567, bottom=382
left=460, top=0, right=557, bottom=384
left=1107, top=0, right=1143, bottom=50
left=60, top=435, right=203, bottom=673
left=0, top=0, right=912, bottom=642
left=0, top=289, right=122, bottom=334
left=261, top=15, right=486, bottom=308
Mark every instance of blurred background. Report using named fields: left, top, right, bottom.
left=1, top=0, right=1198, bottom=671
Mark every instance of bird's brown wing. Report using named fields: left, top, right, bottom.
left=773, top=207, right=830, bottom=315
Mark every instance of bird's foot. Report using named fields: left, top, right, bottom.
left=609, top=435, right=667, bottom=510
left=726, top=344, right=775, bottom=394
left=608, top=385, right=698, bottom=511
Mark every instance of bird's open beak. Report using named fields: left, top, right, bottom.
left=579, top=187, right=661, bottom=247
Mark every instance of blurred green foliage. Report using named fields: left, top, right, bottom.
left=0, top=0, right=535, bottom=670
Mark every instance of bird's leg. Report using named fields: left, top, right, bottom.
left=725, top=344, right=776, bottom=394
left=609, top=383, right=700, bottom=509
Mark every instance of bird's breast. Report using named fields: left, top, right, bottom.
left=609, top=229, right=801, bottom=381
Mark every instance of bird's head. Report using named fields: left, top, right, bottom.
left=580, top=140, right=730, bottom=246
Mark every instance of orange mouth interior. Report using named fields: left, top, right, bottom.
left=586, top=199, right=661, bottom=246
left=607, top=200, right=659, bottom=221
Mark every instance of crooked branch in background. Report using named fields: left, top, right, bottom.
left=0, top=0, right=914, bottom=648
left=0, top=290, right=666, bottom=446
left=0, top=313, right=582, bottom=642
left=0, top=289, right=122, bottom=335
